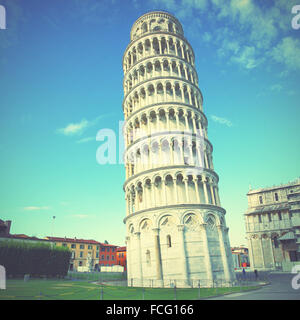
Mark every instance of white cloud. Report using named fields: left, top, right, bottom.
left=57, top=113, right=114, bottom=137
left=150, top=0, right=207, bottom=19
left=217, top=39, right=240, bottom=57
left=231, top=46, right=263, bottom=69
left=150, top=0, right=177, bottom=12
left=60, top=201, right=70, bottom=206
left=270, top=84, right=283, bottom=92
left=202, top=32, right=212, bottom=43
left=57, top=119, right=89, bottom=136
left=149, top=0, right=298, bottom=72
left=182, top=0, right=207, bottom=10
left=76, top=136, right=95, bottom=144
left=71, top=214, right=90, bottom=219
left=211, top=115, right=233, bottom=127
left=270, top=37, right=300, bottom=70
left=23, top=206, right=50, bottom=211
left=287, top=90, right=296, bottom=96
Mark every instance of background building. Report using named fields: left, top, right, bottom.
left=45, top=237, right=100, bottom=271
left=116, top=246, right=127, bottom=271
left=1, top=220, right=124, bottom=272
left=0, top=220, right=11, bottom=236
left=0, top=220, right=52, bottom=245
left=231, top=246, right=250, bottom=269
left=123, top=11, right=235, bottom=287
left=98, top=243, right=118, bottom=268
left=45, top=237, right=121, bottom=271
left=245, top=178, right=300, bottom=271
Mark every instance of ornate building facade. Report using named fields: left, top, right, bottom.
left=245, top=178, right=300, bottom=271
left=122, top=11, right=235, bottom=287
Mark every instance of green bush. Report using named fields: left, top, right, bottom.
left=0, top=240, right=71, bottom=278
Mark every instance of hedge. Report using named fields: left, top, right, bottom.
left=0, top=240, right=71, bottom=278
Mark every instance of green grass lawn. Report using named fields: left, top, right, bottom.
left=0, top=279, right=260, bottom=300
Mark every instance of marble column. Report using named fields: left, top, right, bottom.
left=193, top=176, right=200, bottom=203
left=210, top=183, right=216, bottom=205
left=162, top=179, right=167, bottom=205
left=177, top=224, right=189, bottom=284
left=269, top=236, right=275, bottom=268
left=200, top=223, right=213, bottom=286
left=135, top=232, right=143, bottom=285
left=173, top=177, right=179, bottom=203
left=184, top=178, right=190, bottom=202
left=151, top=182, right=156, bottom=207
left=217, top=225, right=231, bottom=282
left=153, top=228, right=163, bottom=283
left=260, top=236, right=266, bottom=269
left=203, top=178, right=209, bottom=204
left=248, top=236, right=255, bottom=269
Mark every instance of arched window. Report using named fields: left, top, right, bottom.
left=274, top=193, right=279, bottom=201
left=167, top=235, right=172, bottom=248
left=142, top=22, right=148, bottom=33
left=206, top=217, right=215, bottom=230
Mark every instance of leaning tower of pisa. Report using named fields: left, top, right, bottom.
left=122, top=11, right=235, bottom=287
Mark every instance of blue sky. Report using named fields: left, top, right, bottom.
left=0, top=0, right=299, bottom=246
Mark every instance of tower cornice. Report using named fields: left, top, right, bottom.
left=123, top=166, right=219, bottom=190
left=123, top=101, right=207, bottom=127
left=123, top=203, right=226, bottom=224
left=124, top=130, right=213, bottom=156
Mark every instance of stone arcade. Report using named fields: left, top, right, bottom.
left=122, top=11, right=236, bottom=287
left=245, top=178, right=300, bottom=271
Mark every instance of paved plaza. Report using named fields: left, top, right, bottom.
left=207, top=273, right=300, bottom=300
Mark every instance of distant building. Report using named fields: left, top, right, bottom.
left=0, top=220, right=51, bottom=244
left=0, top=220, right=11, bottom=236
left=116, top=246, right=127, bottom=271
left=98, top=243, right=118, bottom=268
left=0, top=220, right=123, bottom=272
left=231, top=246, right=250, bottom=269
left=44, top=237, right=120, bottom=271
left=245, top=178, right=300, bottom=271
left=45, top=237, right=101, bottom=271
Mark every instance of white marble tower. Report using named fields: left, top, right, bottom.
left=122, top=11, right=235, bottom=287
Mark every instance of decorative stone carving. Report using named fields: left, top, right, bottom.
left=183, top=213, right=200, bottom=231
left=140, top=219, right=152, bottom=233
left=159, top=215, right=176, bottom=230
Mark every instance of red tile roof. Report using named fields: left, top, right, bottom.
left=45, top=237, right=120, bottom=247
left=45, top=236, right=100, bottom=245
left=99, top=243, right=118, bottom=247
left=116, top=246, right=126, bottom=252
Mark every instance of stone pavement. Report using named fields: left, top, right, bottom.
left=206, top=273, right=300, bottom=300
